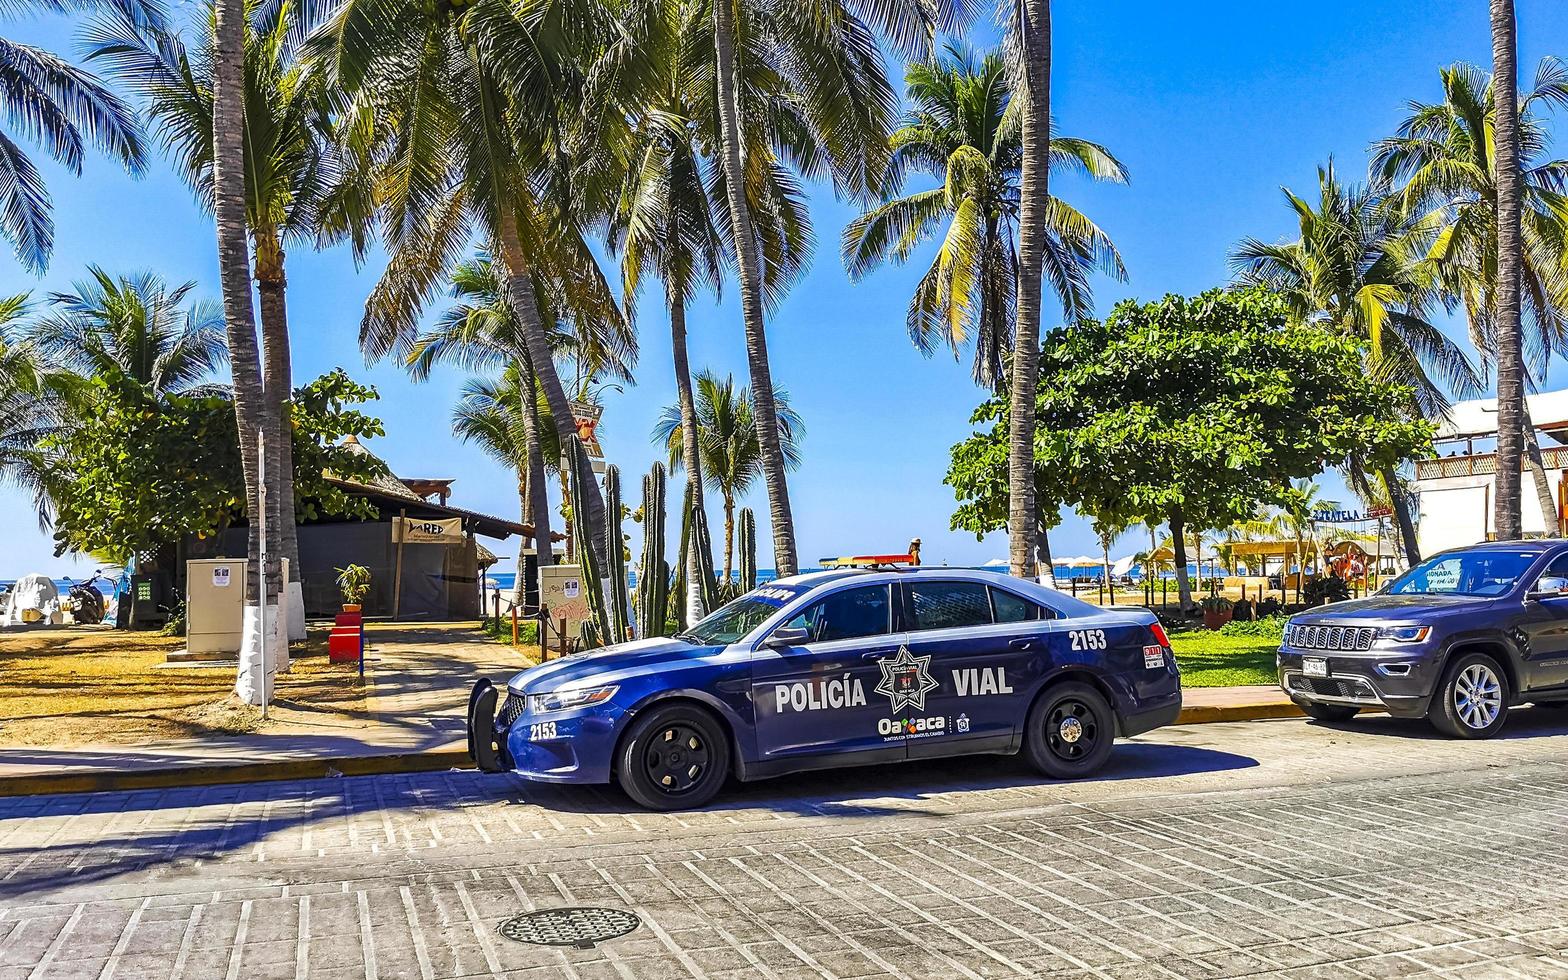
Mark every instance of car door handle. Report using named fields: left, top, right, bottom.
left=861, top=649, right=897, bottom=661
left=1009, top=638, right=1034, bottom=651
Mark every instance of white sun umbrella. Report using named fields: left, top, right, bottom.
left=1066, top=555, right=1102, bottom=568
left=981, top=558, right=1010, bottom=567
left=1110, top=554, right=1139, bottom=577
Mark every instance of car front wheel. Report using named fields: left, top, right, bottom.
left=1429, top=653, right=1510, bottom=739
left=1023, top=682, right=1116, bottom=779
left=616, top=703, right=731, bottom=811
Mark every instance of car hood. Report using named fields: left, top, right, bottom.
left=506, top=636, right=723, bottom=694
left=1296, top=593, right=1494, bottom=622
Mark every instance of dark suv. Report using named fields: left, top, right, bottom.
left=1279, top=540, right=1568, bottom=738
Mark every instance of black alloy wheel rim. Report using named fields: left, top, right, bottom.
left=643, top=723, right=711, bottom=795
left=1046, top=699, right=1099, bottom=762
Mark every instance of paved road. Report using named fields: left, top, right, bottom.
left=3, top=710, right=1568, bottom=979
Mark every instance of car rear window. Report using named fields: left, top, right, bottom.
left=990, top=588, right=1043, bottom=623
left=909, top=581, right=993, bottom=631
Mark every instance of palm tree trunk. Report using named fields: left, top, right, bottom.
left=212, top=0, right=277, bottom=702
left=1378, top=465, right=1422, bottom=564
left=712, top=0, right=798, bottom=577
left=495, top=208, right=608, bottom=569
left=723, top=496, right=735, bottom=584
left=255, top=231, right=300, bottom=648
left=671, top=287, right=708, bottom=623
left=518, top=360, right=552, bottom=602
left=1007, top=0, right=1051, bottom=579
left=1521, top=400, right=1559, bottom=534
left=1491, top=0, right=1525, bottom=540
left=1169, top=508, right=1193, bottom=611
left=1035, top=517, right=1055, bottom=588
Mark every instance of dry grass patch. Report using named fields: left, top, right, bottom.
left=0, top=626, right=368, bottom=746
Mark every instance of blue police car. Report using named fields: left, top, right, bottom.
left=467, top=568, right=1183, bottom=809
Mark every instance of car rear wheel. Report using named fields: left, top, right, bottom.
left=1295, top=701, right=1359, bottom=723
left=1022, top=682, right=1115, bottom=779
left=1429, top=653, right=1510, bottom=739
left=616, top=703, right=731, bottom=811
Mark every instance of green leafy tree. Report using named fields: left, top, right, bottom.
left=0, top=294, right=56, bottom=515
left=1372, top=59, right=1568, bottom=534
left=42, top=369, right=386, bottom=565
left=653, top=372, right=803, bottom=582
left=843, top=44, right=1127, bottom=390
left=948, top=288, right=1434, bottom=610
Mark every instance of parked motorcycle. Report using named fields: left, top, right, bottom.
left=61, top=571, right=108, bottom=625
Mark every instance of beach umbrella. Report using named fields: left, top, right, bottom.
left=1110, top=554, right=1138, bottom=577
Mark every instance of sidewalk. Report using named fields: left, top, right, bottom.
left=0, top=629, right=1306, bottom=796
left=0, top=622, right=534, bottom=796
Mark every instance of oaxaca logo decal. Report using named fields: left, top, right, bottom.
left=875, top=645, right=939, bottom=713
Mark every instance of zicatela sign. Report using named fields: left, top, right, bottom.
left=1311, top=506, right=1392, bottom=524
left=393, top=516, right=465, bottom=544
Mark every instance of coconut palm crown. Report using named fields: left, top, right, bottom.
left=842, top=44, right=1128, bottom=389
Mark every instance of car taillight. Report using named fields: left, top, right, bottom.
left=1149, top=621, right=1171, bottom=648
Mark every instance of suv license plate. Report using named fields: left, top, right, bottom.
left=1302, top=657, right=1328, bottom=678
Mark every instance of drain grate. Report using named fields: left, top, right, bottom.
left=498, top=907, right=641, bottom=949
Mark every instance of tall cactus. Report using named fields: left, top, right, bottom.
left=738, top=507, right=758, bottom=591
left=567, top=438, right=610, bottom=647
left=603, top=464, right=629, bottom=643
left=690, top=493, right=720, bottom=612
left=637, top=462, right=669, bottom=638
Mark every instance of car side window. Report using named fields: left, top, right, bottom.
left=782, top=585, right=891, bottom=642
left=1536, top=554, right=1568, bottom=595
left=909, top=581, right=993, bottom=631
left=990, top=587, right=1044, bottom=623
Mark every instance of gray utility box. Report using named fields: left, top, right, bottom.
left=186, top=558, right=246, bottom=658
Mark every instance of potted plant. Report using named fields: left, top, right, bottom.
left=1199, top=595, right=1233, bottom=630
left=335, top=564, right=371, bottom=613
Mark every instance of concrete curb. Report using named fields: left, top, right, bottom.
left=0, top=697, right=1346, bottom=798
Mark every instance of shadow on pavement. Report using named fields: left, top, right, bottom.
left=1306, top=704, right=1568, bottom=741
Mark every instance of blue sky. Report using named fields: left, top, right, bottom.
left=3, top=0, right=1567, bottom=577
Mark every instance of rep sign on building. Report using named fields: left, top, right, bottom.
left=393, top=516, right=465, bottom=544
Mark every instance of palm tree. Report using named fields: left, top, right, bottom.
left=1491, top=0, right=1525, bottom=540
left=1008, top=0, right=1051, bottom=579
left=0, top=0, right=149, bottom=274
left=86, top=0, right=364, bottom=595
left=407, top=255, right=634, bottom=595
left=843, top=45, right=1127, bottom=390
left=653, top=372, right=804, bottom=581
left=708, top=0, right=946, bottom=577
left=315, top=0, right=626, bottom=571
left=1232, top=162, right=1482, bottom=562
left=28, top=267, right=227, bottom=398
left=1279, top=479, right=1339, bottom=601
left=0, top=294, right=57, bottom=518
left=1372, top=59, right=1568, bottom=537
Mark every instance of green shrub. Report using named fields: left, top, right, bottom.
left=1303, top=575, right=1350, bottom=607
left=1219, top=614, right=1286, bottom=640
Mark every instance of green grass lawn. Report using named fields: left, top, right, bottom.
left=1169, top=632, right=1280, bottom=687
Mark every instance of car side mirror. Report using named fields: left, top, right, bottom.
left=764, top=626, right=810, bottom=649
left=1529, top=577, right=1568, bottom=601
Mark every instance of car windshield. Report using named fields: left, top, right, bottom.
left=1386, top=551, right=1539, bottom=598
left=677, top=585, right=805, bottom=645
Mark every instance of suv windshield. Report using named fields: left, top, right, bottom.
left=1387, top=551, right=1540, bottom=598
left=678, top=585, right=804, bottom=645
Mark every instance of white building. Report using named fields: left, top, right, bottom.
left=1414, top=389, right=1568, bottom=555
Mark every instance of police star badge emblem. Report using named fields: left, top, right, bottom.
left=874, top=645, right=940, bottom=713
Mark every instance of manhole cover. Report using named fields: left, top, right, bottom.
left=498, top=907, right=641, bottom=949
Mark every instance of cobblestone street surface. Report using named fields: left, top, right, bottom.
left=3, top=711, right=1568, bottom=979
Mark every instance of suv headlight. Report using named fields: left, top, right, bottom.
left=530, top=685, right=619, bottom=714
left=1377, top=625, right=1431, bottom=643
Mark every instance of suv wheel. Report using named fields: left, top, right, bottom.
left=616, top=703, right=731, bottom=811
left=1429, top=653, right=1510, bottom=739
left=1023, top=682, right=1115, bottom=779
left=1296, top=701, right=1359, bottom=723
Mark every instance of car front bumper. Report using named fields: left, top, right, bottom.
left=1277, top=646, right=1438, bottom=718
left=467, top=683, right=624, bottom=784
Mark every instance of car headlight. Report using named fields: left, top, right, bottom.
left=530, top=685, right=619, bottom=714
left=1377, top=625, right=1431, bottom=643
